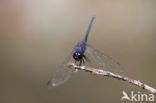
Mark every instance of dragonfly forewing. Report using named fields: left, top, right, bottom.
left=48, top=49, right=75, bottom=87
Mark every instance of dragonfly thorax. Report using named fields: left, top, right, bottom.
left=73, top=51, right=83, bottom=61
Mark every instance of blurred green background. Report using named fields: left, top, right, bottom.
left=0, top=0, right=156, bottom=103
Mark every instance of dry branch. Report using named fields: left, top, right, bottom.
left=67, top=62, right=156, bottom=95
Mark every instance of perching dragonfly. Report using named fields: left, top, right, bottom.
left=48, top=16, right=122, bottom=87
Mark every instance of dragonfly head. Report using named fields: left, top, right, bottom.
left=73, top=51, right=83, bottom=61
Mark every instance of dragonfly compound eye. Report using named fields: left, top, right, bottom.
left=73, top=52, right=83, bottom=61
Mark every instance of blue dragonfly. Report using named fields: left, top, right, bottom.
left=48, top=16, right=122, bottom=87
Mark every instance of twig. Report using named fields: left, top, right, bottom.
left=67, top=62, right=156, bottom=95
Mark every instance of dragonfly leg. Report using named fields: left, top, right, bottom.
left=79, top=60, right=82, bottom=66
left=75, top=61, right=80, bottom=65
left=74, top=61, right=79, bottom=72
left=75, top=57, right=85, bottom=66
left=79, top=58, right=85, bottom=66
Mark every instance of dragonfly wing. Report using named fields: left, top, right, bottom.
left=86, top=44, right=123, bottom=74
left=48, top=48, right=75, bottom=87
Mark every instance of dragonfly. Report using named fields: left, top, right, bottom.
left=48, top=16, right=122, bottom=87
